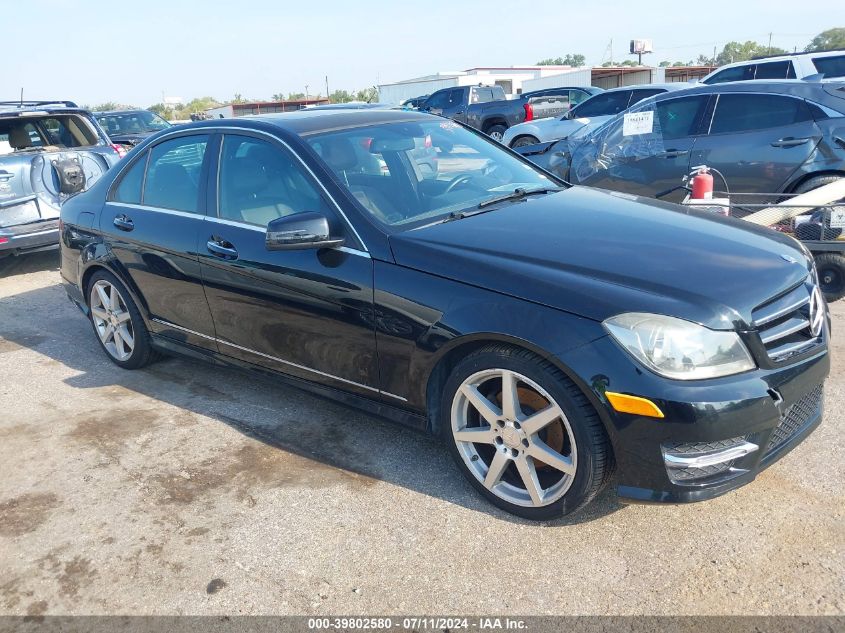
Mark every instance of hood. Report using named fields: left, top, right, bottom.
left=389, top=187, right=812, bottom=330
left=108, top=132, right=154, bottom=145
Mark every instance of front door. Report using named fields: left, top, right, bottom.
left=570, top=94, right=710, bottom=201
left=197, top=132, right=380, bottom=398
left=98, top=132, right=217, bottom=350
left=689, top=93, right=822, bottom=193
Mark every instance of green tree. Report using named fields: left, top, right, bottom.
left=287, top=92, right=306, bottom=101
left=329, top=89, right=353, bottom=103
left=805, top=28, right=845, bottom=52
left=716, top=40, right=788, bottom=66
left=91, top=102, right=120, bottom=111
left=536, top=53, right=585, bottom=66
left=231, top=93, right=245, bottom=104
left=354, top=86, right=378, bottom=103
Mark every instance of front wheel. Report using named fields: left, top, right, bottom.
left=486, top=125, right=507, bottom=142
left=441, top=345, right=613, bottom=519
left=510, top=135, right=540, bottom=149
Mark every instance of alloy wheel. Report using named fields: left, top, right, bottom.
left=90, top=279, right=135, bottom=362
left=450, top=368, right=577, bottom=507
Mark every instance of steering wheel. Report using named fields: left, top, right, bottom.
left=443, top=174, right=476, bottom=194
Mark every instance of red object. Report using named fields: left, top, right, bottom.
left=691, top=168, right=713, bottom=200
left=523, top=102, right=534, bottom=122
left=111, top=143, right=127, bottom=159
left=0, top=236, right=8, bottom=244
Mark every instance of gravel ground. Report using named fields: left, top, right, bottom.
left=0, top=250, right=842, bottom=617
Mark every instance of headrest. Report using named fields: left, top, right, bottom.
left=9, top=126, right=32, bottom=150
left=320, top=137, right=358, bottom=171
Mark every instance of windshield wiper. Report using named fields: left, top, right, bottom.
left=443, top=187, right=562, bottom=222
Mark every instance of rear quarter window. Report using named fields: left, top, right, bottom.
left=813, top=55, right=845, bottom=78
left=111, top=151, right=147, bottom=204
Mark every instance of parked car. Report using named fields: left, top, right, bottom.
left=502, top=83, right=688, bottom=148
left=0, top=100, right=122, bottom=258
left=95, top=109, right=172, bottom=149
left=60, top=109, right=829, bottom=519
left=701, top=49, right=845, bottom=84
left=420, top=85, right=601, bottom=141
left=517, top=80, right=845, bottom=201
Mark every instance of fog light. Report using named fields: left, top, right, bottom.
left=662, top=437, right=758, bottom=484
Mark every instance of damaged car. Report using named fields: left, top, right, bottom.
left=0, top=100, right=122, bottom=258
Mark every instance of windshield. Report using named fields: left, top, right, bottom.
left=306, top=119, right=557, bottom=228
left=96, top=111, right=171, bottom=135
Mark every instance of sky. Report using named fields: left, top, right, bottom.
left=8, top=0, right=841, bottom=107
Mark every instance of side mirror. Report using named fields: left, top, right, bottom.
left=265, top=212, right=344, bottom=251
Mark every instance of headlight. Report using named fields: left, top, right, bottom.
left=603, top=313, right=755, bottom=380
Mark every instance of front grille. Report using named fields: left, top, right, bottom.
left=765, top=384, right=824, bottom=455
left=752, top=278, right=824, bottom=363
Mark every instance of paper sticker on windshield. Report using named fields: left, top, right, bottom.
left=439, top=120, right=459, bottom=130
left=622, top=111, right=654, bottom=136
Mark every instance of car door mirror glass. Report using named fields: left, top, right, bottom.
left=265, top=212, right=344, bottom=251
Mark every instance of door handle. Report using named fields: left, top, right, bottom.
left=771, top=137, right=810, bottom=148
left=206, top=238, right=238, bottom=260
left=661, top=149, right=689, bottom=158
left=0, top=170, right=14, bottom=181
left=113, top=214, right=134, bottom=231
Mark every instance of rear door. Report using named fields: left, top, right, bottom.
left=690, top=92, right=821, bottom=193
left=99, top=132, right=218, bottom=350
left=570, top=94, right=710, bottom=199
left=197, top=132, right=380, bottom=397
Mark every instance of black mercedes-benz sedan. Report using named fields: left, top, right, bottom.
left=59, top=109, right=830, bottom=519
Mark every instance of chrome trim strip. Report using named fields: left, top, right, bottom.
left=760, top=316, right=811, bottom=344
left=151, top=317, right=403, bottom=400
left=9, top=228, right=59, bottom=238
left=754, top=294, right=810, bottom=327
left=664, top=441, right=758, bottom=469
left=768, top=338, right=821, bottom=361
left=105, top=201, right=200, bottom=220
left=204, top=216, right=265, bottom=232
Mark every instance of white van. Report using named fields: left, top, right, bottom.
left=701, top=50, right=845, bottom=84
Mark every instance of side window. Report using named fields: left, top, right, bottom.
left=569, top=90, right=591, bottom=107
left=704, top=65, right=754, bottom=84
left=813, top=55, right=845, bottom=78
left=218, top=135, right=331, bottom=227
left=653, top=96, right=710, bottom=139
left=449, top=89, right=465, bottom=106
left=143, top=135, right=208, bottom=213
left=754, top=61, right=792, bottom=79
left=630, top=89, right=666, bottom=104
left=573, top=91, right=631, bottom=117
left=425, top=91, right=448, bottom=110
left=709, top=94, right=812, bottom=134
left=112, top=151, right=147, bottom=204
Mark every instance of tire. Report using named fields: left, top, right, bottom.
left=440, top=344, right=613, bottom=519
left=486, top=125, right=507, bottom=142
left=510, top=135, right=540, bottom=149
left=814, top=253, right=845, bottom=303
left=87, top=270, right=158, bottom=369
left=794, top=175, right=844, bottom=240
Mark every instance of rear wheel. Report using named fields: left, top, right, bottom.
left=815, top=253, right=845, bottom=302
left=510, top=135, right=540, bottom=149
left=87, top=270, right=157, bottom=369
left=486, top=125, right=507, bottom=142
left=441, top=345, right=613, bottom=519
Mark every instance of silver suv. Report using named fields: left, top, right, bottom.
left=702, top=49, right=845, bottom=83
left=0, top=101, right=121, bottom=258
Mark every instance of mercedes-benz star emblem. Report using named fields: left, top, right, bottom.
left=808, top=286, right=825, bottom=338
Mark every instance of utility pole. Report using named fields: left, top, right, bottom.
left=767, top=32, right=773, bottom=55
left=325, top=76, right=330, bottom=102
left=712, top=45, right=716, bottom=66
left=304, top=84, right=309, bottom=100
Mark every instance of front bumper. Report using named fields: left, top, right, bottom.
left=558, top=335, right=830, bottom=505
left=0, top=219, right=60, bottom=255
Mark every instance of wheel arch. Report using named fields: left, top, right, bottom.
left=423, top=333, right=610, bottom=438
left=482, top=117, right=508, bottom=133
left=79, top=258, right=154, bottom=329
left=786, top=169, right=845, bottom=194
left=509, top=134, right=540, bottom=148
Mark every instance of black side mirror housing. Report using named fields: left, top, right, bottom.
left=265, top=212, right=344, bottom=251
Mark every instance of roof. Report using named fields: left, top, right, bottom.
left=0, top=100, right=83, bottom=115
left=248, top=108, right=432, bottom=135
left=602, top=82, right=688, bottom=93
left=96, top=109, right=150, bottom=116
left=649, top=78, right=845, bottom=100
